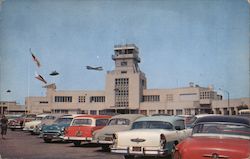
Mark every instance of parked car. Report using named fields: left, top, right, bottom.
left=33, top=114, right=62, bottom=135
left=111, top=116, right=190, bottom=159
left=63, top=115, right=111, bottom=146
left=8, top=114, right=36, bottom=131
left=23, top=114, right=49, bottom=133
left=42, top=114, right=81, bottom=143
left=186, top=114, right=221, bottom=128
left=93, top=114, right=144, bottom=151
left=173, top=115, right=250, bottom=159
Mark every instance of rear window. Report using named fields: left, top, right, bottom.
left=193, top=123, right=250, bottom=137
left=96, top=119, right=109, bottom=126
left=72, top=119, right=92, bottom=126
left=132, top=121, right=173, bottom=130
left=108, top=118, right=130, bottom=126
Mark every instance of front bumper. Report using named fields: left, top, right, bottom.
left=111, top=146, right=168, bottom=156
left=43, top=132, right=64, bottom=140
left=9, top=125, right=23, bottom=129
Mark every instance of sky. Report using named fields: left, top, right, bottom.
left=0, top=0, right=249, bottom=105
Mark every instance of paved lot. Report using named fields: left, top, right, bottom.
left=0, top=130, right=123, bottom=159
left=0, top=130, right=172, bottom=159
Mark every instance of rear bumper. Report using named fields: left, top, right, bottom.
left=63, top=136, right=93, bottom=141
left=111, top=147, right=169, bottom=156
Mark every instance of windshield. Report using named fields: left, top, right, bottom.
left=36, top=117, right=44, bottom=120
left=55, top=118, right=73, bottom=125
left=193, top=123, right=250, bottom=137
left=132, top=121, right=173, bottom=130
left=108, top=118, right=130, bottom=126
left=72, top=119, right=92, bottom=126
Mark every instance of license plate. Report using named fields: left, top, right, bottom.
left=132, top=147, right=141, bottom=151
left=105, top=137, right=113, bottom=141
left=45, top=134, right=53, bottom=139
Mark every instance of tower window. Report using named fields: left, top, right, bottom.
left=121, top=61, right=127, bottom=66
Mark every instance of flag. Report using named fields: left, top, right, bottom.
left=35, top=72, right=47, bottom=84
left=30, top=48, right=41, bottom=67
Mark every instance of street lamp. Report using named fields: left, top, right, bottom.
left=219, top=88, right=230, bottom=115
left=6, top=89, right=11, bottom=114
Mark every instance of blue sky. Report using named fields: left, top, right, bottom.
left=0, top=0, right=249, bottom=104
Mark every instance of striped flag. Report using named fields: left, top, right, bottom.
left=35, top=72, right=47, bottom=84
left=30, top=48, right=41, bottom=67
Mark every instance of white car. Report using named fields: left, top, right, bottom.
left=111, top=116, right=190, bottom=159
left=93, top=114, right=144, bottom=151
left=23, top=114, right=48, bottom=133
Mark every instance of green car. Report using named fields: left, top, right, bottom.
left=41, top=115, right=79, bottom=143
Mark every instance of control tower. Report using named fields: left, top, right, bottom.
left=105, top=44, right=147, bottom=114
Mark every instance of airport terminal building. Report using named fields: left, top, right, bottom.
left=25, top=44, right=250, bottom=115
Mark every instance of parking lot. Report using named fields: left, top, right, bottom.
left=0, top=130, right=123, bottom=159
left=0, top=130, right=172, bottom=159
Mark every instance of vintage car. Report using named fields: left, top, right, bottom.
left=23, top=114, right=49, bottom=133
left=33, top=114, right=62, bottom=135
left=186, top=114, right=221, bottom=128
left=42, top=114, right=80, bottom=143
left=93, top=114, right=144, bottom=151
left=111, top=116, right=190, bottom=159
left=173, top=115, right=250, bottom=159
left=63, top=115, right=111, bottom=146
left=8, top=114, right=36, bottom=131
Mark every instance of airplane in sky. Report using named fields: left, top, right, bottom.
left=49, top=70, right=59, bottom=76
left=86, top=66, right=103, bottom=71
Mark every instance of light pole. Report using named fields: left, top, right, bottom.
left=6, top=89, right=11, bottom=114
left=219, top=88, right=230, bottom=115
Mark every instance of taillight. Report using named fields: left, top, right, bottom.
left=173, top=149, right=182, bottom=159
left=113, top=133, right=118, bottom=145
left=160, top=134, right=166, bottom=148
left=64, top=127, right=68, bottom=135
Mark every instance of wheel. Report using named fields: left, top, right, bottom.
left=43, top=138, right=52, bottom=143
left=73, top=140, right=81, bottom=146
left=101, top=145, right=110, bottom=151
left=124, top=155, right=135, bottom=159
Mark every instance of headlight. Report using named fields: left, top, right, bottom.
left=61, top=127, right=65, bottom=132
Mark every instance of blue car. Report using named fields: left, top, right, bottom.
left=41, top=115, right=80, bottom=143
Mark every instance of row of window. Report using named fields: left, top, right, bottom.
left=55, top=96, right=72, bottom=103
left=90, top=96, right=105, bottom=103
left=200, top=91, right=215, bottom=99
left=142, top=95, right=160, bottom=102
left=55, top=96, right=105, bottom=103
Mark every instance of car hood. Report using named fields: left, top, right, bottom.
left=43, top=123, right=69, bottom=131
left=177, top=136, right=250, bottom=159
left=94, top=125, right=131, bottom=137
left=115, top=129, right=169, bottom=147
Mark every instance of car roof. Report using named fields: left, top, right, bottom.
left=110, top=114, right=145, bottom=120
left=195, top=115, right=250, bottom=126
left=74, top=115, right=111, bottom=119
left=135, top=115, right=184, bottom=123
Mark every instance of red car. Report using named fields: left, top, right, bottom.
left=174, top=115, right=250, bottom=159
left=63, top=115, right=111, bottom=146
left=8, top=114, right=36, bottom=131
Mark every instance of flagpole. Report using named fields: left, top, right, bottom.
left=27, top=49, right=31, bottom=114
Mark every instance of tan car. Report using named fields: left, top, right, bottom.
left=92, top=114, right=144, bottom=151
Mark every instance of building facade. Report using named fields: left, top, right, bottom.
left=0, top=101, right=26, bottom=115
left=25, top=44, right=250, bottom=115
